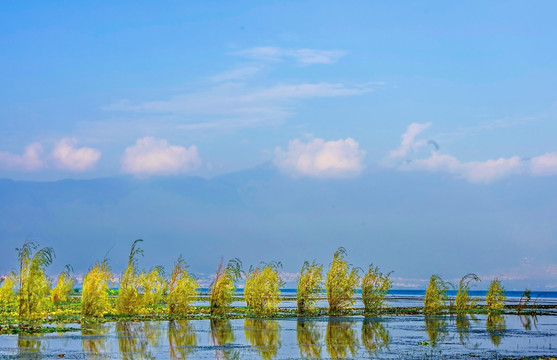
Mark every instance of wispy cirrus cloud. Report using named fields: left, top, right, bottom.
left=274, top=137, right=365, bottom=178
left=234, top=46, right=345, bottom=64
left=386, top=123, right=557, bottom=184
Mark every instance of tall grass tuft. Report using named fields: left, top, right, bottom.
left=168, top=256, right=198, bottom=315
left=296, top=261, right=323, bottom=314
left=455, top=273, right=480, bottom=311
left=0, top=272, right=17, bottom=304
left=486, top=279, right=506, bottom=312
left=81, top=259, right=113, bottom=317
left=424, top=274, right=450, bottom=314
left=244, top=262, right=283, bottom=316
left=209, top=258, right=242, bottom=316
left=361, top=264, right=392, bottom=314
left=116, top=239, right=143, bottom=315
left=17, top=241, right=55, bottom=321
left=325, top=247, right=360, bottom=313
left=51, top=264, right=75, bottom=303
left=139, top=265, right=166, bottom=310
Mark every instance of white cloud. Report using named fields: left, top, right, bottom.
left=274, top=138, right=365, bottom=178
left=209, top=66, right=261, bottom=82
left=0, top=143, right=44, bottom=171
left=122, top=136, right=201, bottom=175
left=389, top=122, right=432, bottom=159
left=234, top=47, right=345, bottom=64
left=51, top=138, right=101, bottom=171
left=388, top=123, right=557, bottom=183
left=530, top=152, right=557, bottom=176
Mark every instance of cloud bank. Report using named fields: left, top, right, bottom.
left=52, top=138, right=101, bottom=171
left=122, top=136, right=201, bottom=175
left=274, top=137, right=365, bottom=178
left=0, top=143, right=44, bottom=171
left=388, top=123, right=557, bottom=183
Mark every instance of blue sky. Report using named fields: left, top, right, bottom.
left=1, top=1, right=557, bottom=288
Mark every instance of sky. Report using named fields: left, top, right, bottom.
left=1, top=1, right=557, bottom=289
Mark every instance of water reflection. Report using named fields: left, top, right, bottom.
left=82, top=323, right=110, bottom=358
left=210, top=318, right=239, bottom=360
left=168, top=320, right=198, bottom=359
left=116, top=321, right=161, bottom=359
left=424, top=316, right=448, bottom=346
left=486, top=314, right=506, bottom=346
left=297, top=319, right=322, bottom=359
left=325, top=319, right=358, bottom=359
left=455, top=315, right=470, bottom=346
left=245, top=319, right=282, bottom=360
left=519, top=315, right=538, bottom=331
left=361, top=318, right=390, bottom=356
left=18, top=333, right=43, bottom=358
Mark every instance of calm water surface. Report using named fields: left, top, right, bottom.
left=1, top=314, right=556, bottom=359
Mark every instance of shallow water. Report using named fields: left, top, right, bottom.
left=1, top=314, right=556, bottom=359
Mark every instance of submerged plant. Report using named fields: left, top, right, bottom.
left=486, top=279, right=506, bottom=312
left=81, top=259, right=113, bottom=317
left=209, top=258, right=242, bottom=316
left=455, top=273, right=480, bottom=311
left=244, top=262, right=283, bottom=316
left=168, top=256, right=198, bottom=315
left=17, top=241, right=55, bottom=321
left=116, top=239, right=144, bottom=315
left=423, top=275, right=450, bottom=314
left=361, top=264, right=392, bottom=314
left=296, top=261, right=323, bottom=314
left=0, top=272, right=17, bottom=304
left=325, top=248, right=360, bottom=313
left=51, top=265, right=75, bottom=303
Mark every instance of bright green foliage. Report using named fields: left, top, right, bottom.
left=361, top=264, right=392, bottom=313
left=245, top=319, right=281, bottom=360
left=486, top=279, right=506, bottom=312
left=424, top=275, right=450, bottom=314
left=116, top=239, right=144, bottom=315
left=17, top=241, right=55, bottom=321
left=209, top=258, right=242, bottom=316
left=81, top=259, right=113, bottom=317
left=139, top=266, right=166, bottom=310
left=244, top=262, right=283, bottom=316
left=51, top=265, right=75, bottom=303
left=168, top=256, right=198, bottom=315
left=296, top=261, right=323, bottom=314
left=0, top=273, right=17, bottom=304
left=325, top=248, right=360, bottom=313
left=455, top=273, right=480, bottom=311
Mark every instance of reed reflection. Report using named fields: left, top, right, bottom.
left=210, top=318, right=239, bottom=360
left=116, top=321, right=160, bottom=360
left=486, top=314, right=506, bottom=346
left=424, top=316, right=448, bottom=346
left=519, top=315, right=538, bottom=331
left=82, top=322, right=110, bottom=358
left=244, top=319, right=282, bottom=360
left=18, top=333, right=43, bottom=358
left=297, top=319, right=322, bottom=359
left=361, top=318, right=390, bottom=356
left=455, top=315, right=470, bottom=346
left=168, top=320, right=198, bottom=359
left=325, top=319, right=358, bottom=359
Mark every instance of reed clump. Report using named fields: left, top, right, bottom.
left=81, top=259, right=113, bottom=317
left=51, top=265, right=75, bottom=303
left=138, top=266, right=166, bottom=310
left=455, top=273, right=480, bottom=311
left=296, top=261, right=323, bottom=314
left=209, top=258, right=242, bottom=316
left=0, top=273, right=17, bottom=304
left=17, top=241, right=55, bottom=321
left=325, top=248, right=360, bottom=313
left=424, top=274, right=450, bottom=314
left=244, top=262, right=283, bottom=316
left=486, top=279, right=506, bottom=312
left=167, top=256, right=198, bottom=315
left=361, top=264, right=392, bottom=314
left=116, top=239, right=144, bottom=315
